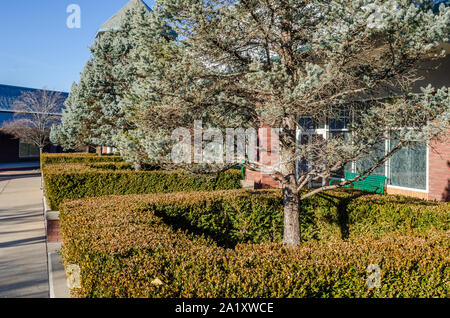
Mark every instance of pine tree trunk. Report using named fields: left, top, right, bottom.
left=282, top=181, right=300, bottom=246
left=280, top=117, right=301, bottom=247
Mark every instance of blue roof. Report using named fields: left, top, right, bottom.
left=409, top=0, right=450, bottom=11
left=0, top=111, right=14, bottom=126
left=0, top=84, right=68, bottom=114
left=431, top=0, right=450, bottom=12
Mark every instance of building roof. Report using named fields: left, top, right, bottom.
left=97, top=0, right=152, bottom=35
left=0, top=84, right=68, bottom=115
left=432, top=0, right=450, bottom=12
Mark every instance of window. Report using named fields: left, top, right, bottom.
left=351, top=139, right=427, bottom=190
left=330, top=131, right=352, bottom=178
left=19, top=142, right=40, bottom=158
left=297, top=113, right=428, bottom=191
left=297, top=134, right=310, bottom=174
left=299, top=117, right=325, bottom=130
left=388, top=140, right=427, bottom=190
left=355, top=141, right=386, bottom=176
left=329, top=110, right=351, bottom=130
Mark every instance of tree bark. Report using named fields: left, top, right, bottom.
left=39, top=147, right=43, bottom=188
left=282, top=181, right=300, bottom=246
left=39, top=147, right=43, bottom=171
left=280, top=117, right=301, bottom=247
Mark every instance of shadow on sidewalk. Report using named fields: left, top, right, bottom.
left=0, top=236, right=46, bottom=249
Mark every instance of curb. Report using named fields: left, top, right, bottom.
left=47, top=251, right=55, bottom=299
left=47, top=244, right=70, bottom=298
left=42, top=189, right=61, bottom=243
left=42, top=178, right=70, bottom=298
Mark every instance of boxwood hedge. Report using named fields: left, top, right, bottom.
left=43, top=162, right=242, bottom=210
left=59, top=190, right=449, bottom=298
left=41, top=153, right=123, bottom=166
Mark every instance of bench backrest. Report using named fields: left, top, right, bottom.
left=345, top=172, right=386, bottom=194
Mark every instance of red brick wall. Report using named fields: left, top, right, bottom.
left=246, top=170, right=281, bottom=189
left=46, top=220, right=61, bottom=242
left=246, top=127, right=450, bottom=201
left=245, top=127, right=281, bottom=189
left=428, top=131, right=450, bottom=202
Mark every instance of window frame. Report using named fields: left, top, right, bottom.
left=18, top=141, right=40, bottom=158
left=385, top=138, right=429, bottom=193
left=295, top=116, right=429, bottom=193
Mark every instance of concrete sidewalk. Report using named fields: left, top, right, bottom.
left=0, top=175, right=49, bottom=298
left=47, top=242, right=70, bottom=298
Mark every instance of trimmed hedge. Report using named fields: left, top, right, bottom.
left=76, top=189, right=446, bottom=246
left=41, top=153, right=123, bottom=167
left=59, top=190, right=450, bottom=298
left=43, top=162, right=242, bottom=210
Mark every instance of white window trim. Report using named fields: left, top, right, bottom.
left=296, top=121, right=429, bottom=193
left=296, top=115, right=430, bottom=193
left=385, top=144, right=429, bottom=193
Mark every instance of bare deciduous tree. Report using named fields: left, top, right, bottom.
left=1, top=89, right=64, bottom=158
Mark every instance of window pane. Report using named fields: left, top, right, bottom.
left=297, top=134, right=309, bottom=174
left=330, top=131, right=352, bottom=177
left=356, top=142, right=386, bottom=176
left=29, top=144, right=40, bottom=157
left=299, top=117, right=325, bottom=130
left=299, top=117, right=314, bottom=130
left=19, top=142, right=29, bottom=157
left=19, top=142, right=40, bottom=157
left=329, top=110, right=350, bottom=130
left=389, top=141, right=426, bottom=190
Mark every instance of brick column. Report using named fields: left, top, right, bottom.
left=46, top=220, right=61, bottom=242
left=428, top=131, right=450, bottom=202
left=245, top=126, right=282, bottom=189
left=46, top=211, right=61, bottom=242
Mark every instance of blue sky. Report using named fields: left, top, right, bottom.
left=0, top=0, right=155, bottom=93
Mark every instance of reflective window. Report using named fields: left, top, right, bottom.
left=330, top=131, right=352, bottom=178
left=329, top=110, right=351, bottom=130
left=19, top=142, right=40, bottom=157
left=388, top=140, right=427, bottom=190
left=355, top=142, right=386, bottom=176
left=299, top=117, right=325, bottom=130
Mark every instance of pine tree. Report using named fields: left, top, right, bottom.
left=135, top=0, right=450, bottom=246
left=51, top=10, right=137, bottom=157
left=51, top=5, right=174, bottom=170
left=114, top=7, right=179, bottom=169
left=51, top=0, right=450, bottom=246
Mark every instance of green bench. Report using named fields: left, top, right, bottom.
left=329, top=172, right=386, bottom=194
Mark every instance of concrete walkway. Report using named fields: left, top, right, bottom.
left=0, top=175, right=49, bottom=298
